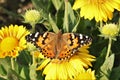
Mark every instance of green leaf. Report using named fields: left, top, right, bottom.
left=19, top=67, right=30, bottom=80
left=51, top=0, right=63, bottom=11
left=100, top=54, right=115, bottom=80
left=20, top=68, right=26, bottom=79
left=94, top=47, right=107, bottom=73
left=36, top=70, right=44, bottom=80
left=63, top=1, right=76, bottom=32
left=31, top=0, right=48, bottom=11
left=55, top=10, right=64, bottom=29
left=0, top=65, right=7, bottom=75
left=110, top=66, right=120, bottom=80
left=17, top=50, right=32, bottom=66
left=0, top=58, right=11, bottom=73
left=67, top=2, right=76, bottom=31
left=49, top=14, right=59, bottom=33
left=19, top=66, right=30, bottom=80
left=72, top=11, right=80, bottom=32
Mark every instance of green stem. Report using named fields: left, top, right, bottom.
left=11, top=58, right=15, bottom=70
left=29, top=52, right=37, bottom=80
left=32, top=53, right=35, bottom=65
left=30, top=23, right=36, bottom=33
left=119, top=16, right=120, bottom=27
left=106, top=38, right=112, bottom=59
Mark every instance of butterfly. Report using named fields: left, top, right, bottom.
left=26, top=31, right=92, bottom=60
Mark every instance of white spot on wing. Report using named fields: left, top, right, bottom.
left=79, top=34, right=83, bottom=39
left=43, top=32, right=47, bottom=38
left=71, top=33, right=75, bottom=39
left=32, top=38, right=35, bottom=41
left=34, top=32, right=39, bottom=38
left=30, top=34, right=32, bottom=36
left=85, top=36, right=88, bottom=39
left=80, top=40, right=84, bottom=44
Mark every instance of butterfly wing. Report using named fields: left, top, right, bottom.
left=26, top=32, right=57, bottom=59
left=57, top=33, right=92, bottom=60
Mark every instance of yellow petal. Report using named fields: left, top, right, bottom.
left=36, top=59, right=50, bottom=70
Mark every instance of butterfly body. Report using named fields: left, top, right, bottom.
left=26, top=31, right=92, bottom=60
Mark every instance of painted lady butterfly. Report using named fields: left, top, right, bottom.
left=26, top=31, right=92, bottom=60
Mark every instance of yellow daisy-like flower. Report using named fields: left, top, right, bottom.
left=75, top=69, right=96, bottom=80
left=73, top=0, right=120, bottom=22
left=0, top=25, right=29, bottom=58
left=37, top=44, right=95, bottom=80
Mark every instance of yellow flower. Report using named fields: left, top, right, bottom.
left=37, top=44, right=95, bottom=80
left=24, top=9, right=41, bottom=24
left=75, top=69, right=96, bottom=80
left=0, top=25, right=29, bottom=58
left=100, top=23, right=119, bottom=39
left=73, top=0, right=120, bottom=22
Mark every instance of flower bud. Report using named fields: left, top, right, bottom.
left=100, top=23, right=119, bottom=40
left=24, top=9, right=41, bottom=24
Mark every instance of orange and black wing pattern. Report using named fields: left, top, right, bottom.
left=57, top=33, right=92, bottom=60
left=26, top=32, right=57, bottom=59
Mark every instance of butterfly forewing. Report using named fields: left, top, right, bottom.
left=26, top=32, right=57, bottom=59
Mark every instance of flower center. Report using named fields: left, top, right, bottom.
left=0, top=37, right=18, bottom=52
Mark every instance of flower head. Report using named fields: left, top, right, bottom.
left=75, top=69, right=96, bottom=80
left=73, top=0, right=120, bottom=22
left=0, top=25, right=29, bottom=58
left=36, top=44, right=95, bottom=80
left=100, top=23, right=119, bottom=40
left=23, top=9, right=41, bottom=24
